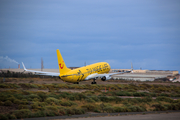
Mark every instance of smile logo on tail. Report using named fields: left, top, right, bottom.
left=59, top=61, right=64, bottom=69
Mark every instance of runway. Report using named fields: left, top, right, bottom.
left=14, top=111, right=180, bottom=120
left=1, top=68, right=177, bottom=82
left=64, top=112, right=180, bottom=120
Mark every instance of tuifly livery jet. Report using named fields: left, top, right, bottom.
left=22, top=49, right=131, bottom=84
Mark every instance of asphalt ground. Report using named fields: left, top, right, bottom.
left=1, top=68, right=178, bottom=83
left=13, top=110, right=180, bottom=120
left=64, top=112, right=180, bottom=120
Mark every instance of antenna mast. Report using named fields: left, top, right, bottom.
left=41, top=58, right=44, bottom=71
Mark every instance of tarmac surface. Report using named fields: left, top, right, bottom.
left=64, top=112, right=180, bottom=120
left=1, top=68, right=176, bottom=82
left=14, top=111, right=180, bottom=120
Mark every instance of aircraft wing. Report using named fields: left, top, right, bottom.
left=84, top=71, right=131, bottom=81
left=22, top=62, right=60, bottom=76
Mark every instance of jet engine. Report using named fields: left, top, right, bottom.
left=101, top=76, right=111, bottom=81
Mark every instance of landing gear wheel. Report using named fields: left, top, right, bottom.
left=91, top=82, right=96, bottom=84
left=74, top=82, right=79, bottom=84
left=91, top=79, right=97, bottom=84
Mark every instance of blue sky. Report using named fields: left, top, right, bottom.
left=0, top=0, right=180, bottom=72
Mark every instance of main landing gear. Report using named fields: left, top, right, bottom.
left=91, top=79, right=97, bottom=84
left=74, top=82, right=79, bottom=84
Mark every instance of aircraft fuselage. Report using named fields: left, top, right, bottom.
left=60, top=62, right=110, bottom=82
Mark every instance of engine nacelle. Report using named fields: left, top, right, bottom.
left=101, top=76, right=111, bottom=81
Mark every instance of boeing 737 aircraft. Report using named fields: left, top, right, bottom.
left=22, top=49, right=130, bottom=84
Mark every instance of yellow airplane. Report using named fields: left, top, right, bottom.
left=22, top=49, right=130, bottom=84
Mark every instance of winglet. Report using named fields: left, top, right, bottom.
left=22, top=62, right=27, bottom=71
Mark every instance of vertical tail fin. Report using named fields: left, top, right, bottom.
left=56, top=49, right=71, bottom=74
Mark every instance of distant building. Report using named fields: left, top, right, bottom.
left=111, top=69, right=179, bottom=81
left=111, top=69, right=178, bottom=75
